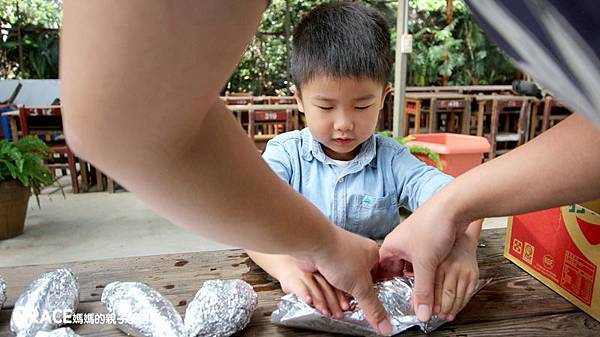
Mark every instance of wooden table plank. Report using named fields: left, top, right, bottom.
left=0, top=229, right=595, bottom=336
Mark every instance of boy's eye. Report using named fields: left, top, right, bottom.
left=355, top=105, right=373, bottom=110
left=316, top=105, right=334, bottom=110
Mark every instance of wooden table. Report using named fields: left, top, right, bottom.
left=1, top=228, right=598, bottom=336
left=404, top=92, right=472, bottom=136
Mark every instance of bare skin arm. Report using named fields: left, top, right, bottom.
left=61, top=1, right=391, bottom=334
left=381, top=113, right=600, bottom=322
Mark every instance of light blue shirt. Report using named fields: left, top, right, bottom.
left=262, top=128, right=454, bottom=239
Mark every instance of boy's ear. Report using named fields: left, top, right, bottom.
left=293, top=88, right=305, bottom=113
left=380, top=83, right=393, bottom=109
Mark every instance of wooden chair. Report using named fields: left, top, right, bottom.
left=529, top=96, right=572, bottom=138
left=248, top=105, right=296, bottom=152
left=473, top=95, right=540, bottom=159
left=18, top=106, right=88, bottom=193
left=403, top=93, right=471, bottom=136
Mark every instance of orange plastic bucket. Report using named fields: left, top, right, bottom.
left=407, top=133, right=490, bottom=177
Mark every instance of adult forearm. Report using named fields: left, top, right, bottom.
left=60, top=0, right=337, bottom=258
left=443, top=114, right=600, bottom=227
left=71, top=98, right=337, bottom=257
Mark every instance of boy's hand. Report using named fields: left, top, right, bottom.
left=433, top=233, right=479, bottom=321
left=278, top=265, right=350, bottom=320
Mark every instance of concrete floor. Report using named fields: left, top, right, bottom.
left=0, top=177, right=507, bottom=268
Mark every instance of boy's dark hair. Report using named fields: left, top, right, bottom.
left=290, top=1, right=393, bottom=92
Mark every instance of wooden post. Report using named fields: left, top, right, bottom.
left=541, top=96, right=552, bottom=132
left=429, top=98, right=438, bottom=133
left=489, top=99, right=499, bottom=159
left=461, top=96, right=472, bottom=134
left=414, top=100, right=422, bottom=134
left=529, top=101, right=540, bottom=139
left=517, top=99, right=529, bottom=146
left=476, top=100, right=485, bottom=137
left=16, top=2, right=24, bottom=74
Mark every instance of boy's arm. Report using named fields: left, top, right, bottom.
left=246, top=250, right=351, bottom=318
left=392, top=148, right=454, bottom=212
left=246, top=250, right=292, bottom=282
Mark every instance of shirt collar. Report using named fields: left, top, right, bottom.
left=300, top=128, right=377, bottom=169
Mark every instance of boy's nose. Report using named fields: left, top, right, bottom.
left=333, top=113, right=353, bottom=131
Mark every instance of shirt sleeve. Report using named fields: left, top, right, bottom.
left=392, top=147, right=454, bottom=212
left=261, top=139, right=292, bottom=184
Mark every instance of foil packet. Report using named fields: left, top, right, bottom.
left=185, top=279, right=258, bottom=337
left=0, top=274, right=6, bottom=309
left=272, top=276, right=491, bottom=336
left=10, top=268, right=80, bottom=337
left=101, top=281, right=186, bottom=337
left=34, top=327, right=81, bottom=337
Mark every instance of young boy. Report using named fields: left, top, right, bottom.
left=247, top=2, right=481, bottom=323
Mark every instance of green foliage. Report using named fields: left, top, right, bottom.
left=0, top=136, right=54, bottom=204
left=377, top=131, right=443, bottom=170
left=226, top=0, right=519, bottom=94
left=407, top=0, right=518, bottom=85
left=0, top=0, right=518, bottom=87
left=0, top=0, right=61, bottom=79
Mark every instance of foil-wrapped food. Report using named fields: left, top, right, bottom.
left=34, top=327, right=81, bottom=337
left=0, top=274, right=6, bottom=309
left=272, top=276, right=491, bottom=336
left=101, top=281, right=186, bottom=337
left=10, top=268, right=80, bottom=337
left=185, top=279, right=258, bottom=337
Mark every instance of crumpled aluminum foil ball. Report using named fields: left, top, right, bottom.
left=0, top=274, right=6, bottom=309
left=272, top=276, right=491, bottom=336
left=185, top=279, right=258, bottom=337
left=101, top=281, right=186, bottom=337
left=10, top=268, right=80, bottom=337
left=34, top=327, right=81, bottom=337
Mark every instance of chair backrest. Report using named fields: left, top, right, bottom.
left=18, top=105, right=64, bottom=141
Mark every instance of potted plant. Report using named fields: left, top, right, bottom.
left=0, top=136, right=53, bottom=239
left=377, top=131, right=443, bottom=170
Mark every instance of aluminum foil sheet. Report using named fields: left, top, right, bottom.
left=272, top=276, right=491, bottom=336
left=10, top=268, right=80, bottom=337
left=185, top=279, right=258, bottom=337
left=101, top=281, right=186, bottom=337
left=0, top=274, right=6, bottom=309
left=34, top=327, right=81, bottom=337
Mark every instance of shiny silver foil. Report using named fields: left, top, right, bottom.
left=0, top=274, right=6, bottom=309
left=272, top=276, right=491, bottom=336
left=184, top=279, right=258, bottom=337
left=101, top=281, right=186, bottom=337
left=34, top=327, right=81, bottom=337
left=10, top=268, right=80, bottom=337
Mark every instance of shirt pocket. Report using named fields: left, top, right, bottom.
left=347, top=194, right=400, bottom=239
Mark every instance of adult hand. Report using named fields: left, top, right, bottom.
left=300, top=226, right=393, bottom=336
left=379, top=193, right=469, bottom=322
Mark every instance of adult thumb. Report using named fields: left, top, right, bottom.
left=412, top=258, right=437, bottom=322
left=352, top=277, right=392, bottom=336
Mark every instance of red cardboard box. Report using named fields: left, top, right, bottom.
left=504, top=201, right=600, bottom=321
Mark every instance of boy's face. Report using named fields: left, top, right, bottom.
left=296, top=75, right=392, bottom=161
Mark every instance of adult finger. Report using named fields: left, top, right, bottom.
left=412, top=258, right=438, bottom=322
left=351, top=276, right=392, bottom=336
